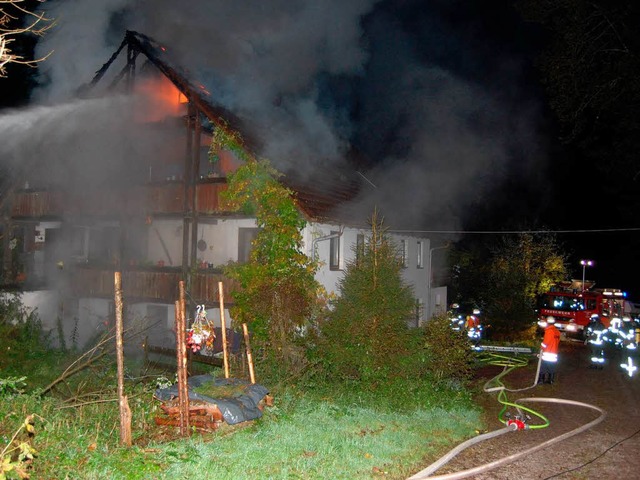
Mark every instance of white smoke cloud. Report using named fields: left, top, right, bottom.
left=33, top=0, right=132, bottom=102
left=23, top=0, right=544, bottom=230
left=33, top=0, right=380, bottom=174
left=0, top=94, right=184, bottom=193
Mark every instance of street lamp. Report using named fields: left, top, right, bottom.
left=580, top=259, right=594, bottom=291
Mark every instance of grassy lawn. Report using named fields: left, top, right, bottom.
left=0, top=294, right=485, bottom=480
left=0, top=368, right=482, bottom=480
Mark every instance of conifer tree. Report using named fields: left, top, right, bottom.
left=320, top=210, right=416, bottom=383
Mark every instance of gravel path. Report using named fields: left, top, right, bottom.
left=411, top=340, right=640, bottom=479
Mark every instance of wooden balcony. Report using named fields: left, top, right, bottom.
left=10, top=190, right=64, bottom=217
left=9, top=181, right=230, bottom=218
left=69, top=265, right=240, bottom=304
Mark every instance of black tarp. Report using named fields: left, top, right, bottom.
left=154, top=375, right=269, bottom=425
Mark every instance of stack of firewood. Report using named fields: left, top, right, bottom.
left=155, top=400, right=224, bottom=432
left=154, top=394, right=275, bottom=432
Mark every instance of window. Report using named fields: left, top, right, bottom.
left=88, top=226, right=120, bottom=263
left=329, top=231, right=341, bottom=270
left=542, top=294, right=585, bottom=312
left=400, top=239, right=408, bottom=268
left=417, top=240, right=424, bottom=268
left=356, top=233, right=365, bottom=266
left=69, top=226, right=89, bottom=261
left=238, top=228, right=260, bottom=263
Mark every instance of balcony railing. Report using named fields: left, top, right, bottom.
left=69, top=265, right=240, bottom=304
left=10, top=190, right=64, bottom=217
left=10, top=181, right=230, bottom=218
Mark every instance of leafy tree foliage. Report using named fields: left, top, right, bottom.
left=516, top=0, right=640, bottom=219
left=452, top=232, right=568, bottom=341
left=221, top=158, right=322, bottom=369
left=517, top=0, right=640, bottom=141
left=318, top=212, right=418, bottom=384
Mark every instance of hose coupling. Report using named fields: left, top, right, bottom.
left=507, top=417, right=528, bottom=430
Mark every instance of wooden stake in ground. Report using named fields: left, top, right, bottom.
left=114, top=272, right=132, bottom=446
left=176, top=281, right=190, bottom=436
left=218, top=281, right=230, bottom=378
left=242, top=323, right=256, bottom=384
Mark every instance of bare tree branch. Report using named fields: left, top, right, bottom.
left=0, top=0, right=53, bottom=77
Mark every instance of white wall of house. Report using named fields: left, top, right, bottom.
left=146, top=219, right=183, bottom=266
left=20, top=215, right=440, bottom=347
left=303, top=222, right=433, bottom=326
left=196, top=218, right=258, bottom=266
left=21, top=289, right=60, bottom=335
left=430, top=285, right=448, bottom=319
left=148, top=217, right=258, bottom=267
left=76, top=297, right=112, bottom=348
left=129, top=302, right=232, bottom=331
left=15, top=291, right=134, bottom=352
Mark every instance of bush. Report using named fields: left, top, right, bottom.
left=0, top=293, right=49, bottom=372
left=421, top=314, right=474, bottom=382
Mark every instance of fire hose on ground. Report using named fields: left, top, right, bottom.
left=407, top=351, right=607, bottom=480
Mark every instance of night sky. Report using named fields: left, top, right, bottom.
left=1, top=0, right=639, bottom=298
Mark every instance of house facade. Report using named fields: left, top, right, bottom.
left=1, top=31, right=444, bottom=349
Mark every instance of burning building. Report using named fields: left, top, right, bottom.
left=0, top=31, right=440, bottom=349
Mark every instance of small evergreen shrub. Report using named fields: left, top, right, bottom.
left=318, top=213, right=417, bottom=385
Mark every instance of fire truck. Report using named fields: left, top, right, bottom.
left=536, top=280, right=638, bottom=338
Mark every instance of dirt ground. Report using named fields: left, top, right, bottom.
left=412, top=339, right=640, bottom=479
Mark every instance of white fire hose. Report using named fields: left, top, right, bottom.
left=407, top=351, right=606, bottom=480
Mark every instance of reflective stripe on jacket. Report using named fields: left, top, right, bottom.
left=541, top=324, right=560, bottom=362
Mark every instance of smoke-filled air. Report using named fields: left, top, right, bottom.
left=2, top=0, right=546, bottom=231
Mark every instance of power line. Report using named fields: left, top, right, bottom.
left=542, top=426, right=640, bottom=480
left=389, top=227, right=640, bottom=235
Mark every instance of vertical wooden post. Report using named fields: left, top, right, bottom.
left=218, top=281, right=230, bottom=378
left=242, top=323, right=256, bottom=384
left=176, top=281, right=190, bottom=436
left=189, top=111, right=201, bottom=273
left=114, top=272, right=132, bottom=446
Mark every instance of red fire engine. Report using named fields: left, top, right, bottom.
left=536, top=280, right=637, bottom=338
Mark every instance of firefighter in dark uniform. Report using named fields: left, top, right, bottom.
left=585, top=314, right=607, bottom=369
left=619, top=316, right=640, bottom=377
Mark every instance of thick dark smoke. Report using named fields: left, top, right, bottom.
left=20, top=0, right=546, bottom=230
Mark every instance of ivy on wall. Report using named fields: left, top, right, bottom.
left=212, top=127, right=321, bottom=368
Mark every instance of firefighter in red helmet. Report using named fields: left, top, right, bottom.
left=539, top=316, right=561, bottom=384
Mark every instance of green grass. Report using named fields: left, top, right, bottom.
left=0, top=297, right=484, bottom=480
left=0, top=372, right=482, bottom=480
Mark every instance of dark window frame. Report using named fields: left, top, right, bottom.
left=329, top=231, right=341, bottom=270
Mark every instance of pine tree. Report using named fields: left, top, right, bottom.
left=320, top=211, right=416, bottom=383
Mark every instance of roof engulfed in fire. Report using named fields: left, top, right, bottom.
left=82, top=30, right=368, bottom=225
left=83, top=30, right=259, bottom=152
